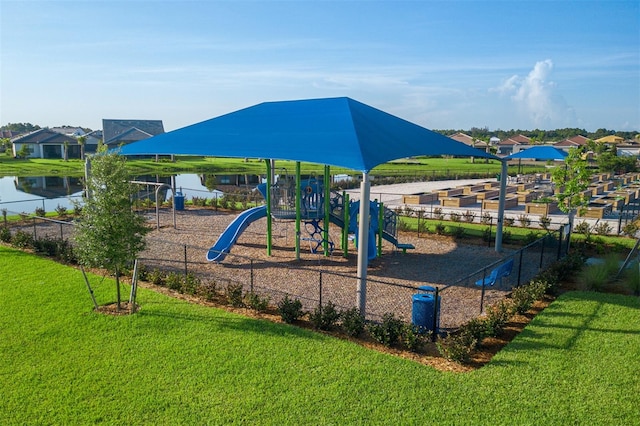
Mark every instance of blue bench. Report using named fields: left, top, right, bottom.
left=475, top=259, right=514, bottom=287
left=396, top=243, right=415, bottom=254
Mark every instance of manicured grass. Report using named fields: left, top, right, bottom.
left=2, top=245, right=638, bottom=424
left=0, top=155, right=535, bottom=178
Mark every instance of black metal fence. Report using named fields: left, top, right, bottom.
left=1, top=207, right=569, bottom=331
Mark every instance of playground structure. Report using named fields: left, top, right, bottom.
left=207, top=174, right=412, bottom=263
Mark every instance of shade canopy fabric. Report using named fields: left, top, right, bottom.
left=505, top=146, right=568, bottom=161
left=118, top=97, right=497, bottom=172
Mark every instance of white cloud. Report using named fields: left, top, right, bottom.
left=493, top=59, right=576, bottom=128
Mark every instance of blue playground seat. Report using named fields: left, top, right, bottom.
left=475, top=258, right=514, bottom=287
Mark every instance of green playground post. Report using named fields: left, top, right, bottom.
left=295, top=162, right=301, bottom=260
left=265, top=159, right=272, bottom=256
left=323, top=165, right=330, bottom=256
left=378, top=200, right=384, bottom=257
left=342, top=192, right=350, bottom=258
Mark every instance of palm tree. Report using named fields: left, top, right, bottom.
left=77, top=136, right=86, bottom=160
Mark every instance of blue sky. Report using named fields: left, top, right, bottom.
left=1, top=0, right=638, bottom=133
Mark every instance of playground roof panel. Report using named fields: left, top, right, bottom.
left=118, top=97, right=497, bottom=172
left=505, top=145, right=568, bottom=161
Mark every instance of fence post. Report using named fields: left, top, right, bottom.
left=557, top=226, right=563, bottom=260
left=183, top=244, right=188, bottom=277
left=250, top=259, right=254, bottom=293
left=539, top=236, right=546, bottom=270
left=318, top=271, right=323, bottom=307
left=432, top=287, right=439, bottom=341
left=479, top=268, right=487, bottom=313
left=32, top=217, right=37, bottom=239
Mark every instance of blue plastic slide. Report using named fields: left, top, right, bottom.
left=206, top=205, right=268, bottom=262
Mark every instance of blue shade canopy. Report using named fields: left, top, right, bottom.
left=118, top=97, right=497, bottom=172
left=505, top=146, right=568, bottom=161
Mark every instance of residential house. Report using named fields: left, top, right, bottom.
left=554, top=135, right=589, bottom=151
left=82, top=130, right=103, bottom=155
left=102, top=119, right=164, bottom=149
left=449, top=132, right=489, bottom=152
left=496, top=135, right=531, bottom=156
left=595, top=135, right=624, bottom=144
left=11, top=128, right=80, bottom=159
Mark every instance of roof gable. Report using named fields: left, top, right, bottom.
left=102, top=119, right=164, bottom=145
left=11, top=128, right=77, bottom=144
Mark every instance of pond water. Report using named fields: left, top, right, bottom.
left=0, top=174, right=224, bottom=215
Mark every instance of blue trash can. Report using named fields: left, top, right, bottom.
left=174, top=192, right=185, bottom=211
left=411, top=286, right=440, bottom=333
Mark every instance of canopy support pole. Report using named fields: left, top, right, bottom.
left=323, top=165, right=331, bottom=256
left=265, top=159, right=273, bottom=256
left=295, top=162, right=301, bottom=260
left=494, top=159, right=508, bottom=252
left=356, top=172, right=370, bottom=316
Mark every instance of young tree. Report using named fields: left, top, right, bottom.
left=74, top=149, right=149, bottom=311
left=77, top=135, right=86, bottom=160
left=551, top=147, right=592, bottom=239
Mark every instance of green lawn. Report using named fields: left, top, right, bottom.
left=1, top=245, right=639, bottom=424
left=0, top=155, right=534, bottom=179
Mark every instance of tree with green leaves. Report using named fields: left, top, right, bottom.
left=74, top=149, right=149, bottom=312
left=551, top=147, right=592, bottom=238
left=77, top=135, right=86, bottom=160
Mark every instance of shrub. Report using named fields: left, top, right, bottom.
left=484, top=300, right=512, bottom=336
left=245, top=291, right=270, bottom=312
left=397, top=218, right=412, bottom=232
left=277, top=295, right=304, bottom=323
left=503, top=217, right=515, bottom=227
left=434, top=222, right=446, bottom=235
left=341, top=307, right=365, bottom=337
left=367, top=313, right=404, bottom=347
left=524, top=231, right=540, bottom=244
left=0, top=226, right=11, bottom=243
left=449, top=212, right=461, bottom=222
left=403, top=206, right=415, bottom=217
left=433, top=207, right=444, bottom=221
left=539, top=215, right=552, bottom=230
left=449, top=225, right=465, bottom=238
left=417, top=219, right=429, bottom=234
left=148, top=269, right=165, bottom=286
left=436, top=332, right=476, bottom=363
left=11, top=230, right=34, bottom=249
left=593, top=221, right=612, bottom=235
left=33, top=235, right=59, bottom=257
left=401, top=323, right=430, bottom=352
left=55, top=204, right=68, bottom=218
left=517, top=214, right=531, bottom=228
left=34, top=207, right=46, bottom=217
left=511, top=280, right=549, bottom=314
left=622, top=221, right=639, bottom=237
left=574, top=220, right=591, bottom=236
left=225, top=283, right=244, bottom=307
left=165, top=272, right=183, bottom=292
left=197, top=280, right=218, bottom=301
left=463, top=210, right=476, bottom=223
left=502, top=230, right=512, bottom=244
left=482, top=227, right=492, bottom=242
left=309, top=301, right=341, bottom=331
left=181, top=272, right=200, bottom=295
left=481, top=213, right=492, bottom=225
left=460, top=317, right=490, bottom=348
